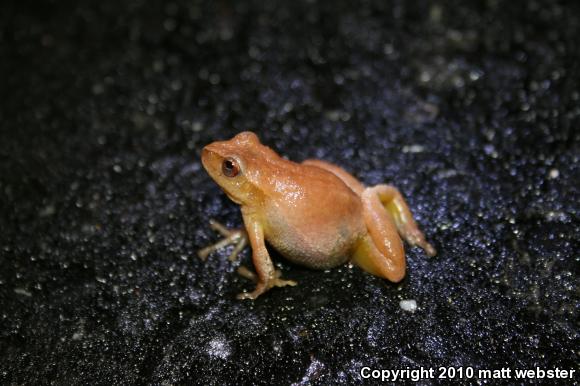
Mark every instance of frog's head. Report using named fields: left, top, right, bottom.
left=201, top=131, right=277, bottom=205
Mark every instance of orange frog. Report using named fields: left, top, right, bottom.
left=198, top=132, right=436, bottom=299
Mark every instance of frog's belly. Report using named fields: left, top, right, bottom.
left=264, top=218, right=361, bottom=270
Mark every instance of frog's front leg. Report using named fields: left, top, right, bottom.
left=197, top=219, right=248, bottom=261
left=236, top=266, right=290, bottom=285
left=237, top=210, right=297, bottom=300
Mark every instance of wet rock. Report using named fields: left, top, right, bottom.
left=0, top=0, right=578, bottom=384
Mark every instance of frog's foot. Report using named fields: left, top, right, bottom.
left=270, top=270, right=298, bottom=288
left=400, top=225, right=436, bottom=257
left=197, top=219, right=248, bottom=261
left=236, top=266, right=297, bottom=300
left=372, top=184, right=437, bottom=257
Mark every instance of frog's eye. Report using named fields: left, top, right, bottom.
left=222, top=157, right=240, bottom=177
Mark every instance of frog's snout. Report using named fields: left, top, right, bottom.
left=200, top=146, right=213, bottom=172
left=201, top=146, right=210, bottom=161
left=201, top=143, right=225, bottom=176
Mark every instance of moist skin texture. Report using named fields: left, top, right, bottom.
left=199, top=131, right=435, bottom=299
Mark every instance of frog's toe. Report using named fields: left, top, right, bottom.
left=227, top=233, right=247, bottom=261
left=237, top=266, right=296, bottom=287
left=198, top=226, right=248, bottom=261
left=209, top=219, right=233, bottom=237
left=197, top=247, right=211, bottom=261
left=273, top=278, right=297, bottom=287
left=237, top=266, right=257, bottom=281
left=236, top=268, right=296, bottom=299
left=236, top=284, right=267, bottom=300
left=236, top=282, right=296, bottom=300
left=236, top=292, right=258, bottom=300
left=406, top=230, right=437, bottom=257
left=418, top=239, right=437, bottom=257
left=272, top=269, right=297, bottom=287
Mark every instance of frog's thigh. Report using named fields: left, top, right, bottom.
left=302, top=159, right=365, bottom=195
left=372, top=184, right=436, bottom=256
left=352, top=186, right=406, bottom=282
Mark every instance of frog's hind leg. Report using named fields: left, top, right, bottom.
left=352, top=187, right=407, bottom=282
left=302, top=159, right=435, bottom=266
left=303, top=160, right=406, bottom=281
left=197, top=219, right=248, bottom=261
left=371, top=184, right=436, bottom=256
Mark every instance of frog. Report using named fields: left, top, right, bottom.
left=198, top=131, right=436, bottom=299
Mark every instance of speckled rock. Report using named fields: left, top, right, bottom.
left=0, top=0, right=578, bottom=384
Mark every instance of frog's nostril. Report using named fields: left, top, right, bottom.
left=202, top=146, right=216, bottom=159
left=201, top=147, right=213, bottom=168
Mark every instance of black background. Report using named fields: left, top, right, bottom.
left=1, top=0, right=578, bottom=384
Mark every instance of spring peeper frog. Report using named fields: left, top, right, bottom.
left=199, top=132, right=436, bottom=299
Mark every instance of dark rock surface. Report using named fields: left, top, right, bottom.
left=1, top=0, right=578, bottom=384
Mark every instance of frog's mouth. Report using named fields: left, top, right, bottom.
left=224, top=192, right=242, bottom=205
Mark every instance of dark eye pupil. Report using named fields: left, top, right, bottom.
left=222, top=158, right=239, bottom=177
